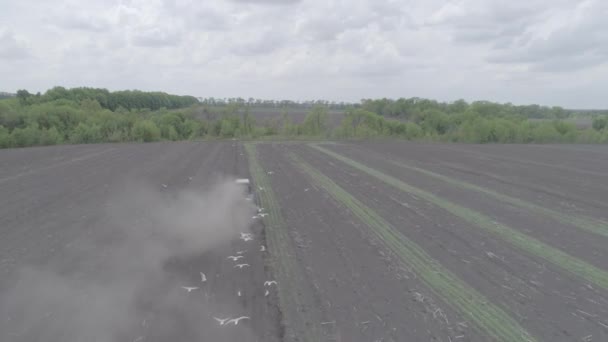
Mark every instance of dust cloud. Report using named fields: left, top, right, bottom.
left=0, top=180, right=254, bottom=341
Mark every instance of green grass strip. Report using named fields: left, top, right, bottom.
left=311, top=144, right=608, bottom=290
left=291, top=153, right=536, bottom=342
left=384, top=155, right=608, bottom=238
left=245, top=143, right=323, bottom=342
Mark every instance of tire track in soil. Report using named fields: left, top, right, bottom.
left=349, top=141, right=608, bottom=221
left=255, top=143, right=478, bottom=342
left=245, top=143, right=324, bottom=342
left=318, top=143, right=608, bottom=269
left=311, top=144, right=608, bottom=290
left=0, top=142, right=282, bottom=342
left=289, top=150, right=536, bottom=342
left=0, top=142, right=203, bottom=276
left=295, top=143, right=608, bottom=341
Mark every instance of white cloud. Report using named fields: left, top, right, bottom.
left=0, top=0, right=607, bottom=108
left=0, top=29, right=30, bottom=60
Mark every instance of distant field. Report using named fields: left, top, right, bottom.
left=1, top=141, right=607, bottom=341
left=195, top=106, right=346, bottom=127
left=530, top=117, right=594, bottom=129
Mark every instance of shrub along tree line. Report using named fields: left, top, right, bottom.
left=336, top=98, right=608, bottom=143
left=15, top=87, right=198, bottom=111
left=336, top=108, right=608, bottom=143
left=1, top=88, right=608, bottom=148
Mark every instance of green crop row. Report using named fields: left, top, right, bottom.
left=244, top=143, right=322, bottom=342
left=380, top=155, right=608, bottom=238
left=291, top=153, right=536, bottom=342
left=311, top=144, right=608, bottom=290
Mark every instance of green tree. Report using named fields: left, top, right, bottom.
left=132, top=120, right=161, bottom=142
left=39, top=127, right=63, bottom=145
left=16, top=89, right=32, bottom=105
left=302, top=106, right=329, bottom=136
left=592, top=116, right=607, bottom=131
left=0, top=126, right=10, bottom=148
left=10, top=124, right=40, bottom=147
left=219, top=119, right=235, bottom=137
left=70, top=123, right=103, bottom=144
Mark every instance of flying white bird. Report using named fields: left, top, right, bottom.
left=181, top=286, right=199, bottom=292
left=161, top=184, right=168, bottom=188
left=267, top=171, right=274, bottom=175
left=252, top=215, right=259, bottom=219
left=200, top=272, right=207, bottom=282
left=214, top=317, right=230, bottom=326
left=236, top=250, right=245, bottom=255
left=304, top=188, right=310, bottom=192
left=257, top=207, right=264, bottom=213
left=264, top=281, right=277, bottom=287
left=227, top=316, right=250, bottom=325
left=265, top=290, right=269, bottom=296
left=258, top=186, right=264, bottom=191
left=240, top=233, right=254, bottom=242
left=227, top=255, right=244, bottom=261
left=234, top=264, right=250, bottom=269
left=237, top=291, right=241, bottom=297
left=260, top=245, right=266, bottom=252
left=258, top=213, right=268, bottom=218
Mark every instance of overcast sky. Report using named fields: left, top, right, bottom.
left=1, top=0, right=607, bottom=108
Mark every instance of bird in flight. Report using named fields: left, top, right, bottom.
left=258, top=213, right=268, bottom=218
left=236, top=250, right=245, bottom=255
left=181, top=286, right=199, bottom=292
left=234, top=264, right=250, bottom=269
left=240, top=233, right=253, bottom=242
left=260, top=245, right=266, bottom=252
left=227, top=255, right=244, bottom=261
left=264, top=280, right=277, bottom=287
left=214, top=317, right=230, bottom=326
left=200, top=272, right=207, bottom=282
left=227, top=316, right=250, bottom=325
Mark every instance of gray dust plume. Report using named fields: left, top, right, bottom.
left=0, top=180, right=254, bottom=341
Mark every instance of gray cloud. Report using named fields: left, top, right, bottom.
left=486, top=1, right=608, bottom=72
left=428, top=2, right=542, bottom=45
left=56, top=14, right=110, bottom=32
left=0, top=30, right=30, bottom=60
left=1, top=0, right=608, bottom=108
left=230, top=0, right=301, bottom=4
left=191, top=9, right=232, bottom=31
left=231, top=29, right=287, bottom=56
left=132, top=28, right=183, bottom=47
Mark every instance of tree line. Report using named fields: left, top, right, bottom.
left=16, top=87, right=199, bottom=111
left=336, top=108, right=608, bottom=143
left=359, top=98, right=608, bottom=120
left=201, top=96, right=608, bottom=120
left=1, top=89, right=608, bottom=149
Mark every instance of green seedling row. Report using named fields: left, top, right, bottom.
left=292, top=153, right=536, bottom=342
left=245, top=143, right=323, bottom=342
left=311, top=144, right=608, bottom=290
